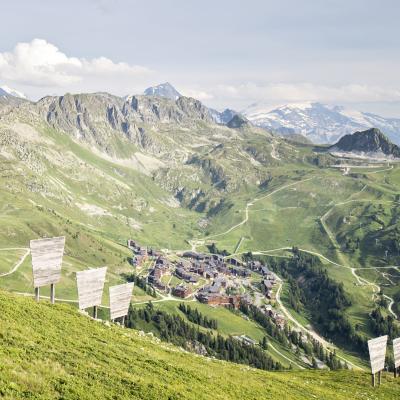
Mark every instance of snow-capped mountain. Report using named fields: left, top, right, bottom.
left=0, top=85, right=27, bottom=99
left=143, top=82, right=181, bottom=100
left=243, top=102, right=400, bottom=145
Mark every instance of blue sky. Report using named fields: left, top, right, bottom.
left=1, top=0, right=399, bottom=115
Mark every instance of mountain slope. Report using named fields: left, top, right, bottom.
left=143, top=82, right=181, bottom=100
left=208, top=108, right=238, bottom=124
left=243, top=102, right=400, bottom=145
left=0, top=85, right=27, bottom=99
left=1, top=90, right=399, bottom=368
left=1, top=290, right=399, bottom=400
left=330, top=128, right=400, bottom=158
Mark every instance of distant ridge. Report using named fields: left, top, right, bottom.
left=243, top=102, right=400, bottom=145
left=227, top=114, right=250, bottom=129
left=0, top=85, right=27, bottom=99
left=330, top=128, right=400, bottom=158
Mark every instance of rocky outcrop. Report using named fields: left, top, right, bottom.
left=227, top=114, right=250, bottom=129
left=330, top=128, right=400, bottom=158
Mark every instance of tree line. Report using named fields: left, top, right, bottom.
left=178, top=303, right=218, bottom=329
left=126, top=302, right=282, bottom=371
left=239, top=302, right=345, bottom=370
left=123, top=273, right=157, bottom=297
left=250, top=248, right=369, bottom=355
left=369, top=306, right=400, bottom=339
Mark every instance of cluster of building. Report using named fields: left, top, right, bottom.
left=127, top=239, right=161, bottom=266
left=247, top=260, right=278, bottom=298
left=180, top=251, right=250, bottom=279
left=127, top=241, right=282, bottom=325
left=262, top=304, right=286, bottom=330
left=147, top=256, right=170, bottom=291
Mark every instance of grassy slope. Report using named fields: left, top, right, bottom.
left=131, top=300, right=304, bottom=369
left=1, top=290, right=399, bottom=400
left=202, top=166, right=400, bottom=339
left=0, top=123, right=203, bottom=298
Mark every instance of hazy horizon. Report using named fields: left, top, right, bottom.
left=1, top=0, right=400, bottom=117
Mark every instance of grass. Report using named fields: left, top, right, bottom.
left=0, top=249, right=27, bottom=274
left=132, top=300, right=309, bottom=369
left=1, top=116, right=400, bottom=381
left=1, top=290, right=400, bottom=399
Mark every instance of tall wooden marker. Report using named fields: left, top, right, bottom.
left=76, top=267, right=107, bottom=318
left=368, top=335, right=388, bottom=386
left=109, top=282, right=134, bottom=324
left=393, top=337, right=400, bottom=378
left=30, top=236, right=65, bottom=304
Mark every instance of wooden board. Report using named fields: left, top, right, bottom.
left=393, top=337, right=400, bottom=368
left=368, top=335, right=388, bottom=374
left=109, top=282, right=134, bottom=320
left=76, top=267, right=107, bottom=310
left=30, top=236, right=65, bottom=288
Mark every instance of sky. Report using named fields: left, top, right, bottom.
left=0, top=0, right=399, bottom=116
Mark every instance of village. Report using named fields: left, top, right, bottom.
left=127, top=239, right=287, bottom=331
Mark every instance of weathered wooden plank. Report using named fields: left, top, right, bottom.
left=368, top=335, right=388, bottom=374
left=76, top=267, right=107, bottom=310
left=30, top=236, right=65, bottom=288
left=109, top=282, right=134, bottom=320
left=393, top=337, right=400, bottom=369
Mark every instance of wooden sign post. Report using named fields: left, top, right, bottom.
left=368, top=335, right=388, bottom=387
left=30, top=236, right=65, bottom=304
left=109, top=282, right=134, bottom=324
left=76, top=267, right=107, bottom=318
left=393, top=337, right=400, bottom=378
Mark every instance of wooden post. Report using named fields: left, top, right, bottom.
left=93, top=305, right=98, bottom=319
left=121, top=316, right=125, bottom=326
left=50, top=283, right=55, bottom=304
left=378, top=371, right=382, bottom=385
left=35, top=287, right=40, bottom=302
left=372, top=373, right=376, bottom=387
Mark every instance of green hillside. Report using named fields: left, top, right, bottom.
left=1, top=93, right=400, bottom=380
left=1, top=290, right=399, bottom=400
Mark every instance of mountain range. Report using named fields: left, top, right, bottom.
left=3, top=81, right=398, bottom=146
left=243, top=101, right=400, bottom=145
left=1, top=81, right=400, bottom=389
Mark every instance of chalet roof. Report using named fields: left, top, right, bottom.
left=263, top=280, right=273, bottom=289
left=261, top=266, right=270, bottom=274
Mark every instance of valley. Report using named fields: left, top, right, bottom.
left=0, top=91, right=399, bottom=377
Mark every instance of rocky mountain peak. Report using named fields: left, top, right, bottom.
left=227, top=114, right=250, bottom=129
left=143, top=82, right=181, bottom=100
left=330, top=128, right=400, bottom=158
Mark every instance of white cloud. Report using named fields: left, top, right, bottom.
left=180, top=88, right=214, bottom=101
left=0, top=39, right=152, bottom=93
left=205, top=82, right=400, bottom=111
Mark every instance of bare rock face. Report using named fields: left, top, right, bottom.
left=27, top=93, right=215, bottom=157
left=330, top=128, right=400, bottom=158
left=124, top=95, right=213, bottom=125
left=227, top=114, right=250, bottom=129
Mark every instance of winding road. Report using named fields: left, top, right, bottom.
left=1, top=167, right=398, bottom=371
left=0, top=248, right=30, bottom=277
left=186, top=169, right=398, bottom=369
